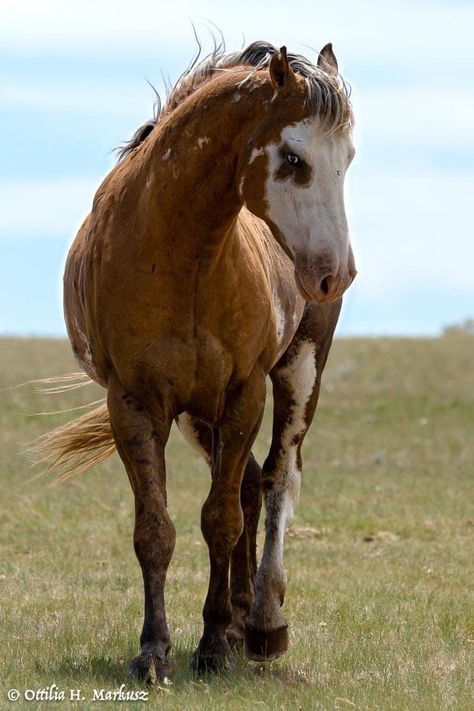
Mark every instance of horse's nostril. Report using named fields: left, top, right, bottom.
left=321, top=276, right=330, bottom=295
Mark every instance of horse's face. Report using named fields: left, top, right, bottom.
left=239, top=46, right=357, bottom=303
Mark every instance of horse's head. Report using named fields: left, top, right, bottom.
left=238, top=45, right=356, bottom=303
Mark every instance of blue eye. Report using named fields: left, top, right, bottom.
left=287, top=153, right=300, bottom=166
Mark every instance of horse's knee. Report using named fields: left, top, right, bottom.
left=201, top=492, right=243, bottom=552
left=134, top=508, right=176, bottom=568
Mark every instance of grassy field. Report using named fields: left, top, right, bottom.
left=1, top=335, right=473, bottom=710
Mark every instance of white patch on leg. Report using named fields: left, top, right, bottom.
left=256, top=341, right=317, bottom=607
left=277, top=340, right=317, bottom=520
left=176, top=414, right=211, bottom=465
left=279, top=341, right=317, bottom=451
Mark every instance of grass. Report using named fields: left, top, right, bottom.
left=0, top=335, right=473, bottom=709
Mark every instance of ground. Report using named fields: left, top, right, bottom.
left=0, top=335, right=473, bottom=710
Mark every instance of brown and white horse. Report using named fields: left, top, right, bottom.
left=41, top=41, right=356, bottom=680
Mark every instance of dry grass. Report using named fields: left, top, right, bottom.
left=1, top=335, right=473, bottom=709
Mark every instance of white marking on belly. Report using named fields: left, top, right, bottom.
left=176, top=414, right=211, bottom=465
left=162, top=148, right=171, bottom=161
left=232, top=92, right=241, bottom=102
left=145, top=173, right=153, bottom=189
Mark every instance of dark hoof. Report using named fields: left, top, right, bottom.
left=190, top=648, right=236, bottom=675
left=226, top=621, right=245, bottom=649
left=128, top=652, right=172, bottom=686
left=244, top=623, right=289, bottom=662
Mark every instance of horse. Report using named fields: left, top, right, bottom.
left=37, top=40, right=356, bottom=681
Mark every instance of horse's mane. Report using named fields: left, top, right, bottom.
left=117, top=40, right=352, bottom=161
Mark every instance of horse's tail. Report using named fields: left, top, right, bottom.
left=28, top=374, right=116, bottom=482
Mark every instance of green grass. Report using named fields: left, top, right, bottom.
left=1, top=335, right=473, bottom=709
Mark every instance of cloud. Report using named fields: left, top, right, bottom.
left=2, top=165, right=473, bottom=291
left=354, top=87, right=474, bottom=149
left=4, top=80, right=473, bottom=148
left=1, top=0, right=472, bottom=335
left=0, top=82, right=153, bottom=118
left=1, top=164, right=472, bottom=337
left=1, top=0, right=473, bottom=84
left=0, top=177, right=99, bottom=239
left=347, top=167, right=474, bottom=294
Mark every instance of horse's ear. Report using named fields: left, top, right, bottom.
left=270, top=46, right=292, bottom=90
left=317, top=43, right=338, bottom=76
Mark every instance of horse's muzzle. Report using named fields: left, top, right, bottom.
left=294, top=254, right=357, bottom=303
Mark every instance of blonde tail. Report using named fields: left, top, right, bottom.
left=28, top=376, right=116, bottom=481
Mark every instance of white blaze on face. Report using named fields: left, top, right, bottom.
left=261, top=119, right=354, bottom=261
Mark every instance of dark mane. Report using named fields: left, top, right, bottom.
left=117, top=40, right=351, bottom=161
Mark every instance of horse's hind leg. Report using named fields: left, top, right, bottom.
left=244, top=299, right=341, bottom=661
left=176, top=415, right=262, bottom=649
left=107, top=376, right=175, bottom=684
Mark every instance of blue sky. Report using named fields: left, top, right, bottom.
left=1, top=0, right=473, bottom=336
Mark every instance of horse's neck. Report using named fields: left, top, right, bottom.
left=141, top=76, right=272, bottom=248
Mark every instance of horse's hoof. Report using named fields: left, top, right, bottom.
left=128, top=652, right=172, bottom=686
left=244, top=623, right=289, bottom=662
left=190, top=649, right=236, bottom=675
left=226, top=622, right=245, bottom=649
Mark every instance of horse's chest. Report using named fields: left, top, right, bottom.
left=185, top=325, right=268, bottom=421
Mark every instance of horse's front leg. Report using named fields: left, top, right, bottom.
left=191, top=373, right=266, bottom=673
left=226, top=452, right=262, bottom=647
left=107, top=376, right=175, bottom=684
left=244, top=300, right=341, bottom=661
left=176, top=415, right=263, bottom=649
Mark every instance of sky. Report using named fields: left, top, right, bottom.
left=1, top=0, right=473, bottom=337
